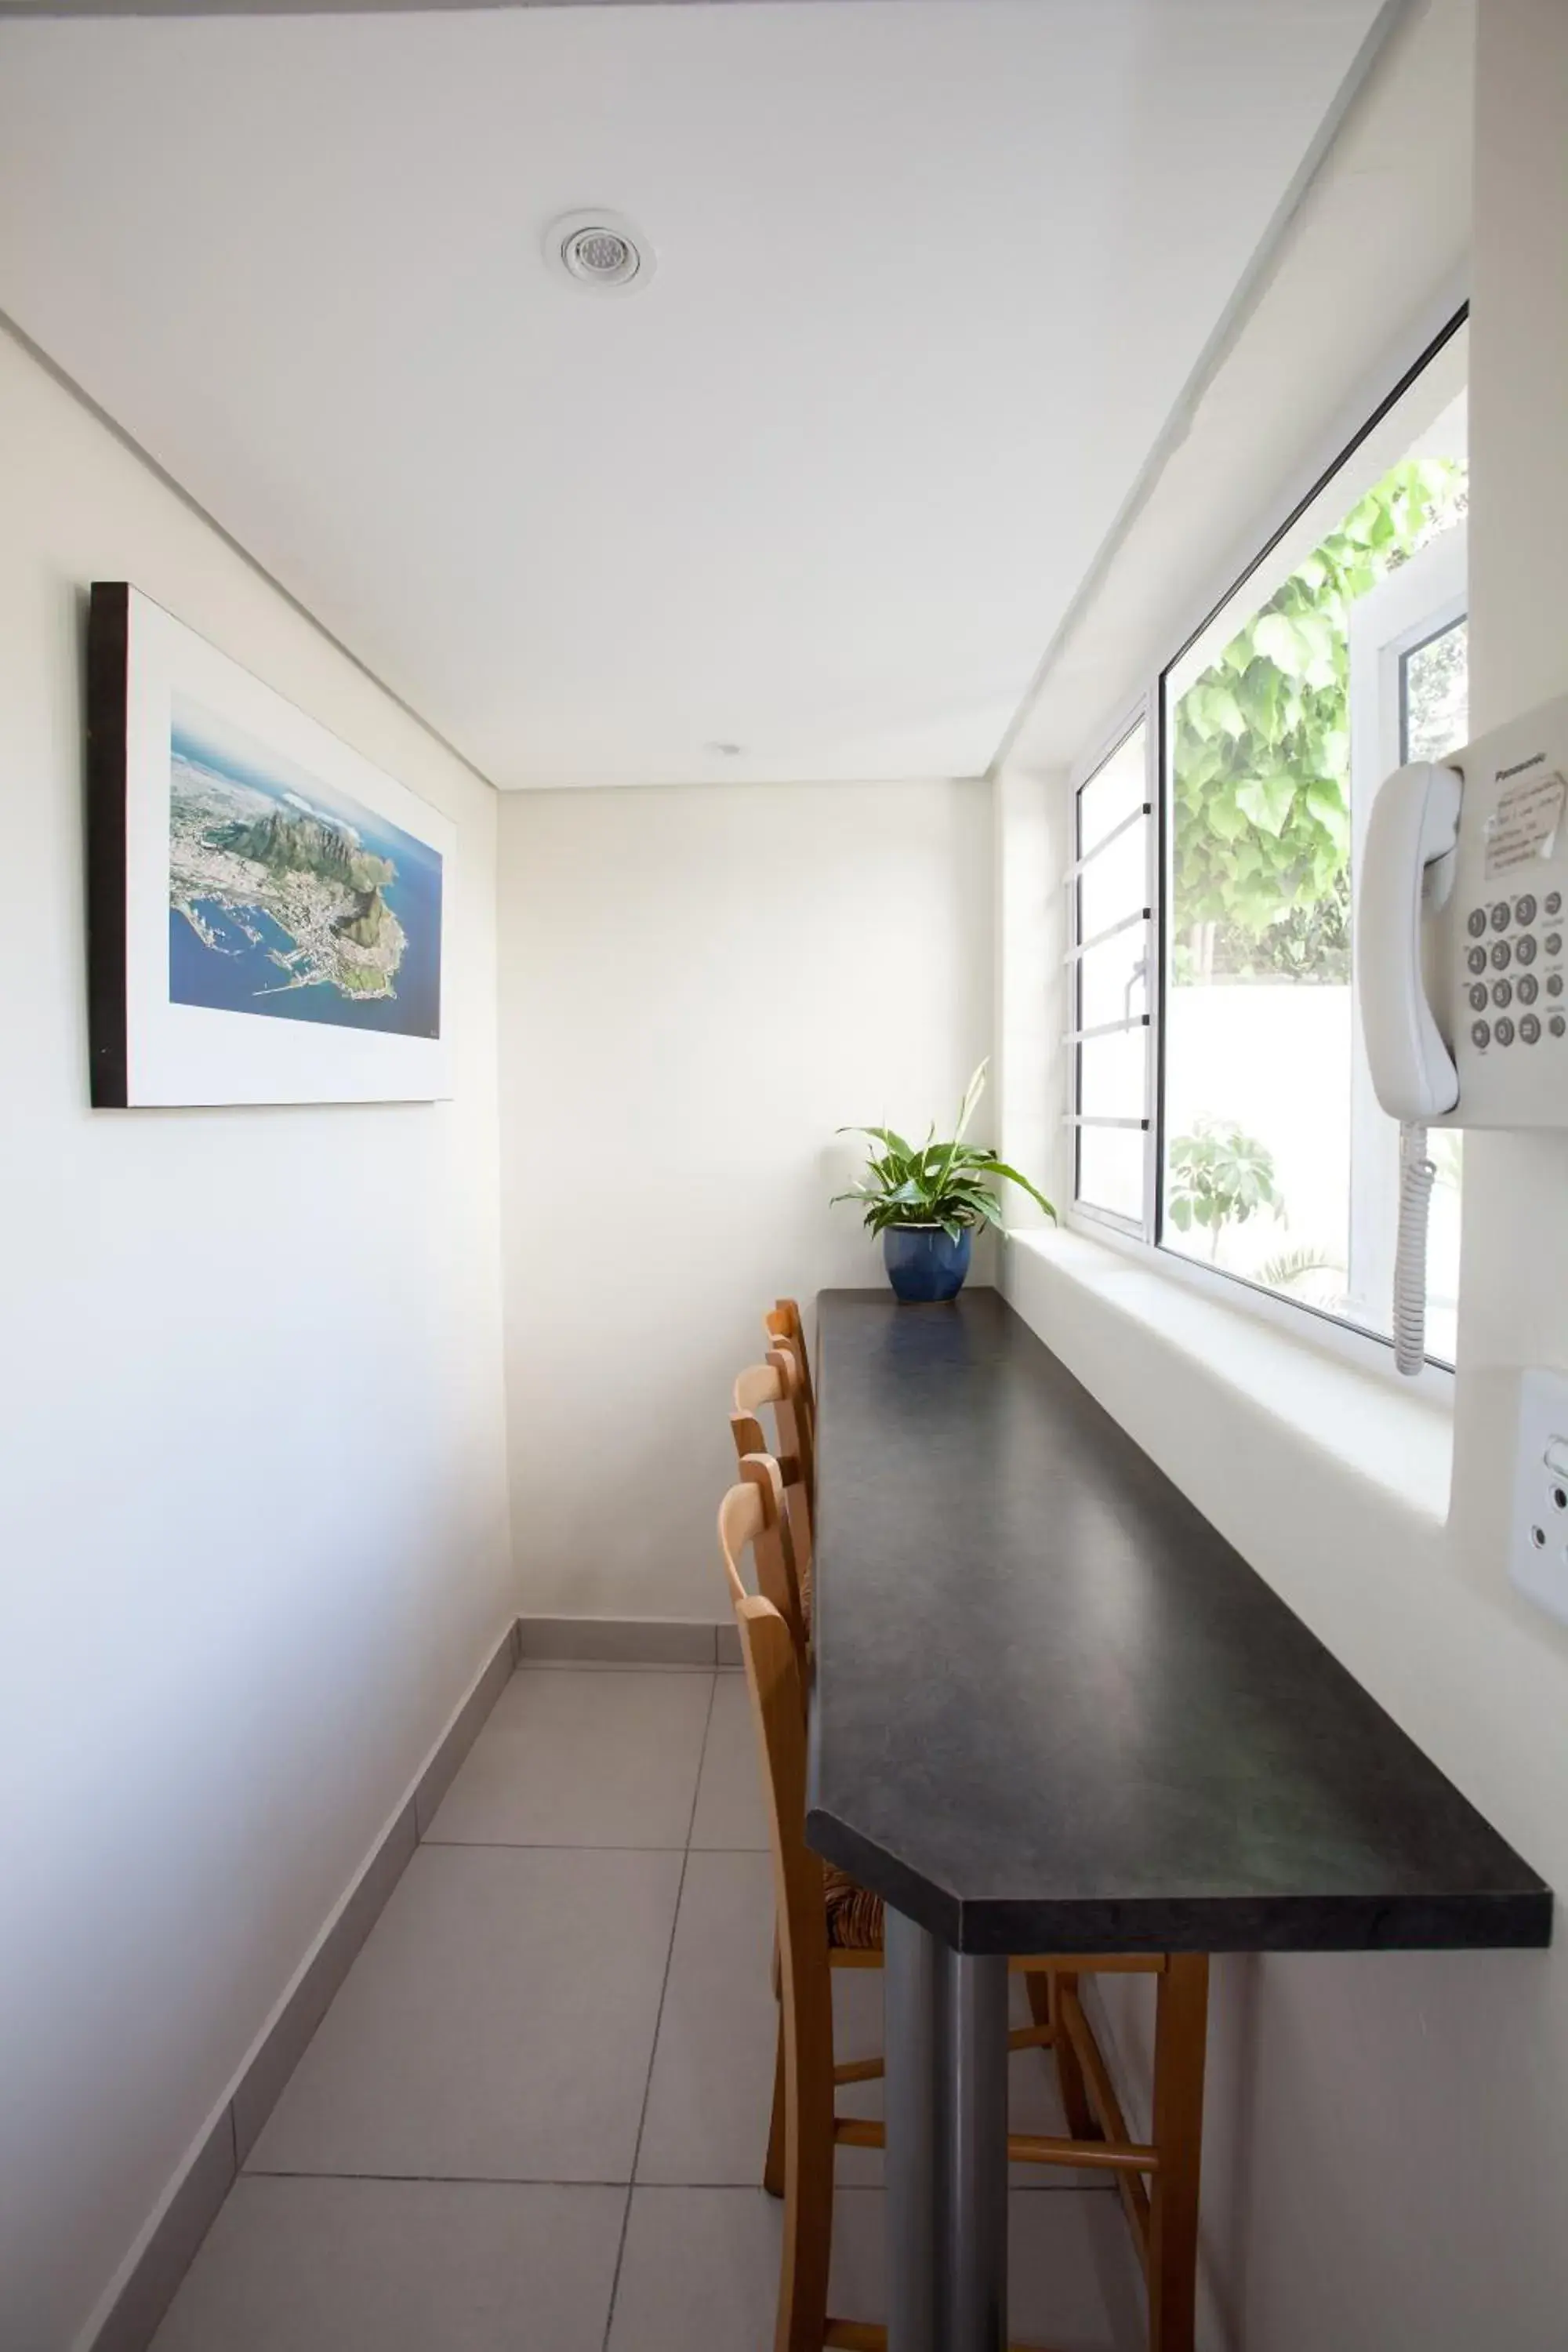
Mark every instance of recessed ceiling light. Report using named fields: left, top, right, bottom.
left=546, top=210, right=654, bottom=296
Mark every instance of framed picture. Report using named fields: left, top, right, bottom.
left=86, top=583, right=456, bottom=1107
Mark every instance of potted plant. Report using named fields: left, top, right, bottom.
left=833, top=1061, right=1054, bottom=1301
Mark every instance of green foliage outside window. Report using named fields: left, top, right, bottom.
left=1167, top=1120, right=1282, bottom=1256
left=1172, top=456, right=1467, bottom=982
left=1167, top=1123, right=1344, bottom=1294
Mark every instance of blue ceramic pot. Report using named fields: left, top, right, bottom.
left=882, top=1225, right=972, bottom=1303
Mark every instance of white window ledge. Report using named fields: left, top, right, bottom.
left=1003, top=1225, right=1453, bottom=1529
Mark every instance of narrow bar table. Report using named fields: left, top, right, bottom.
left=805, top=1288, right=1552, bottom=2352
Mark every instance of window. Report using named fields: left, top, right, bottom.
left=1069, top=720, right=1154, bottom=1228
left=1068, top=315, right=1468, bottom=1365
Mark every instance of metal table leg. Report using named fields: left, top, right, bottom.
left=935, top=1947, right=1009, bottom=2352
left=884, top=1908, right=938, bottom=2352
left=885, top=1916, right=1010, bottom=2352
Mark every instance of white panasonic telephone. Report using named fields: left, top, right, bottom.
left=1358, top=691, right=1568, bottom=1373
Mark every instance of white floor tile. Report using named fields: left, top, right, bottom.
left=156, top=1646, right=1149, bottom=2352
left=605, top=2186, right=780, bottom=2352
left=425, top=1667, right=713, bottom=1848
left=607, top=2185, right=1144, bottom=2352
left=246, top=1845, right=681, bottom=2182
left=150, top=2177, right=625, bottom=2352
left=637, top=1849, right=777, bottom=2184
left=689, top=1671, right=771, bottom=1850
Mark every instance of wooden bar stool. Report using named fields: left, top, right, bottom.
left=766, top=1297, right=815, bottom=1426
left=719, top=1465, right=1206, bottom=2352
left=735, top=1341, right=815, bottom=1503
left=732, top=1345, right=816, bottom=1628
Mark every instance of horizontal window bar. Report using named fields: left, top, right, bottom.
left=1067, top=908, right=1151, bottom=958
left=1062, top=1114, right=1151, bottom=1131
left=1067, top=803, right=1152, bottom=880
left=1063, top=1014, right=1151, bottom=1045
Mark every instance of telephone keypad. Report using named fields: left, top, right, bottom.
left=1463, top=888, right=1567, bottom=1044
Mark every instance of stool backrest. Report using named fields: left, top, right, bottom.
left=765, top=1298, right=815, bottom=1423
left=717, top=1476, right=833, bottom=2162
left=730, top=1452, right=807, bottom=1664
left=731, top=1354, right=815, bottom=1606
left=733, top=1359, right=789, bottom=1468
left=763, top=1342, right=815, bottom=1503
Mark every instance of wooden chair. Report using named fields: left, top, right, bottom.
left=731, top=1450, right=808, bottom=1664
left=732, top=1345, right=816, bottom=1628
left=765, top=1297, right=815, bottom=1426
left=736, top=1341, right=815, bottom=1502
left=720, top=1465, right=1208, bottom=2352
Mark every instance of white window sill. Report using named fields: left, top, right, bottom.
left=1003, top=1225, right=1453, bottom=1529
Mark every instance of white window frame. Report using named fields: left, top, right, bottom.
left=1065, top=699, right=1158, bottom=1240
left=1059, top=308, right=1467, bottom=1388
left=1345, top=524, right=1468, bottom=1348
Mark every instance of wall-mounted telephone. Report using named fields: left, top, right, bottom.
left=1358, top=691, right=1568, bottom=1373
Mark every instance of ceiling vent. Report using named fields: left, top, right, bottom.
left=546, top=211, right=653, bottom=296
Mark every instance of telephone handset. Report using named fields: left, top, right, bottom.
left=1358, top=691, right=1568, bottom=1373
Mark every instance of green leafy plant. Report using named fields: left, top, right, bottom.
left=833, top=1062, right=1054, bottom=1243
left=1172, top=455, right=1468, bottom=982
left=1167, top=1121, right=1282, bottom=1257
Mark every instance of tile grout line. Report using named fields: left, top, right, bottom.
left=239, top=2169, right=691, bottom=2188
left=598, top=1667, right=720, bottom=2351
left=239, top=2164, right=1114, bottom=2193
left=411, top=1835, right=766, bottom=1853
left=419, top=1839, right=691, bottom=1853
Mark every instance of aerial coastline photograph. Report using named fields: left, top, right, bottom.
left=166, top=693, right=443, bottom=1037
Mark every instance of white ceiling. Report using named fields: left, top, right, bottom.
left=0, top=1, right=1387, bottom=788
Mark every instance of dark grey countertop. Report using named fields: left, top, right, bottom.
left=804, top=1287, right=1552, bottom=1955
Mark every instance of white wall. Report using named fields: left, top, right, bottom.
left=496, top=778, right=993, bottom=1622
left=998, top=3, right=1568, bottom=2345
left=0, top=328, right=514, bottom=2351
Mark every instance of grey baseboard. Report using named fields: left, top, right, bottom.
left=86, top=1620, right=518, bottom=2352
left=517, top=1613, right=739, bottom=1667
left=87, top=2109, right=237, bottom=2352
left=412, top=1628, right=521, bottom=1837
